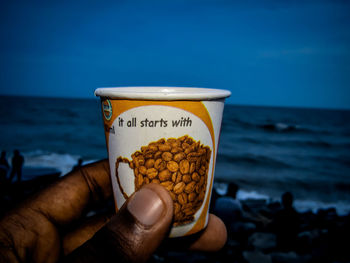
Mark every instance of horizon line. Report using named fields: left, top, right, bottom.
left=0, top=93, right=349, bottom=111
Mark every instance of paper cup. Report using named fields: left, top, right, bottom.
left=95, top=87, right=230, bottom=237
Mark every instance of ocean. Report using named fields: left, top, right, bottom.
left=1, top=96, right=350, bottom=215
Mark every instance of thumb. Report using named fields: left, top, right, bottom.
left=64, top=184, right=173, bottom=263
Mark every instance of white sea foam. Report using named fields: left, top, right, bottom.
left=237, top=189, right=350, bottom=216
left=214, top=184, right=271, bottom=201
left=214, top=184, right=350, bottom=216
left=293, top=199, right=350, bottom=216
left=238, top=189, right=350, bottom=216
left=237, top=190, right=270, bottom=201
left=23, top=150, right=96, bottom=176
left=21, top=152, right=350, bottom=216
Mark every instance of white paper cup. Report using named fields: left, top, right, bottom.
left=95, top=87, right=230, bottom=237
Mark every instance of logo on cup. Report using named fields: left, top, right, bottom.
left=102, top=99, right=112, bottom=121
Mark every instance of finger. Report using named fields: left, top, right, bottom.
left=63, top=213, right=227, bottom=257
left=64, top=183, right=173, bottom=263
left=159, top=213, right=227, bottom=253
left=28, top=159, right=112, bottom=225
left=188, top=214, right=227, bottom=251
left=63, top=212, right=113, bottom=255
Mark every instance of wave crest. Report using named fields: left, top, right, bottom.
left=218, top=153, right=291, bottom=169
left=23, top=150, right=95, bottom=176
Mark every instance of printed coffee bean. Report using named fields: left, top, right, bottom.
left=161, top=181, right=174, bottom=191
left=162, top=152, right=173, bottom=162
left=182, top=142, right=190, bottom=149
left=167, top=138, right=177, bottom=143
left=185, top=181, right=196, bottom=194
left=146, top=168, right=158, bottom=179
left=137, top=174, right=143, bottom=187
left=196, top=158, right=201, bottom=170
left=178, top=192, right=188, bottom=205
left=148, top=145, right=158, bottom=152
left=185, top=137, right=193, bottom=144
left=172, top=172, right=177, bottom=183
left=159, top=169, right=171, bottom=181
left=199, top=176, right=205, bottom=187
left=195, top=184, right=201, bottom=194
left=144, top=177, right=150, bottom=185
left=174, top=182, right=185, bottom=194
left=144, top=152, right=153, bottom=159
left=189, top=162, right=196, bottom=174
left=175, top=172, right=182, bottom=184
left=154, top=159, right=161, bottom=168
left=151, top=179, right=160, bottom=184
left=191, top=172, right=200, bottom=182
left=139, top=166, right=147, bottom=175
left=154, top=159, right=166, bottom=171
left=199, top=166, right=206, bottom=176
left=145, top=159, right=155, bottom=169
left=154, top=151, right=162, bottom=159
left=183, top=208, right=193, bottom=216
left=182, top=174, right=192, bottom=183
left=169, top=191, right=176, bottom=201
left=184, top=144, right=196, bottom=154
left=174, top=202, right=181, bottom=214
left=141, top=146, right=147, bottom=152
left=158, top=143, right=171, bottom=152
left=188, top=192, right=197, bottom=202
left=182, top=202, right=193, bottom=210
left=167, top=161, right=179, bottom=172
left=198, top=190, right=205, bottom=201
left=174, top=152, right=186, bottom=162
left=137, top=156, right=145, bottom=166
left=171, top=147, right=182, bottom=153
left=179, top=159, right=190, bottom=174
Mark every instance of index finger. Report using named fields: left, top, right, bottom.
left=29, top=159, right=112, bottom=226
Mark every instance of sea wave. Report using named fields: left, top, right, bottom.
left=19, top=151, right=350, bottom=216
left=237, top=189, right=270, bottom=201
left=293, top=199, right=350, bottom=216
left=236, top=137, right=339, bottom=149
left=218, top=153, right=291, bottom=169
left=226, top=117, right=255, bottom=128
left=23, top=150, right=96, bottom=176
left=240, top=190, right=350, bottom=216
left=213, top=183, right=350, bottom=216
left=223, top=118, right=331, bottom=135
left=257, top=122, right=324, bottom=134
left=280, top=139, right=333, bottom=148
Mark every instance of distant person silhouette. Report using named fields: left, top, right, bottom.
left=214, top=183, right=242, bottom=226
left=9, top=150, right=24, bottom=183
left=0, top=151, right=10, bottom=182
left=272, top=191, right=300, bottom=251
left=213, top=182, right=259, bottom=246
left=72, top=158, right=83, bottom=171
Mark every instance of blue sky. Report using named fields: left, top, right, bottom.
left=0, top=0, right=349, bottom=109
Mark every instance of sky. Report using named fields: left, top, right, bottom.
left=0, top=0, right=349, bottom=109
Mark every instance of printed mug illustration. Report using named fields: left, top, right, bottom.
left=115, top=135, right=211, bottom=226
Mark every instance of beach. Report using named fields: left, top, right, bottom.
left=1, top=95, right=350, bottom=262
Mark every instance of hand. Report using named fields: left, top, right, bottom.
left=0, top=160, right=227, bottom=263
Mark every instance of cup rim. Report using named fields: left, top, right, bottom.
left=94, top=87, right=231, bottom=100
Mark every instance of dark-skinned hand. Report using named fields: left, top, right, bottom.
left=0, top=160, right=227, bottom=262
